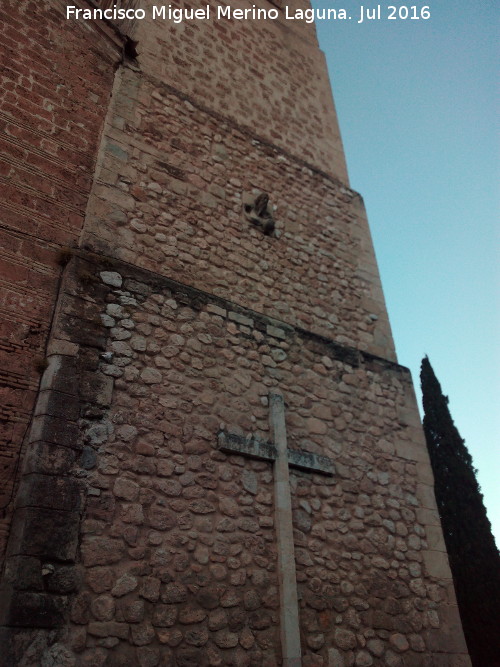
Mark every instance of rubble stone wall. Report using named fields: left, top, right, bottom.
left=132, top=0, right=348, bottom=181
left=83, top=69, right=395, bottom=361
left=1, top=255, right=470, bottom=665
left=0, top=2, right=471, bottom=665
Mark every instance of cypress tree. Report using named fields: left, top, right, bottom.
left=420, top=356, right=500, bottom=666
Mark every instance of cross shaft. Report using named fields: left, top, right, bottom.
left=216, top=391, right=335, bottom=666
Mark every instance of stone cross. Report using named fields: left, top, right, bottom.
left=217, top=390, right=334, bottom=667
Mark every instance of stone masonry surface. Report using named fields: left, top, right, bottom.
left=132, top=0, right=348, bottom=181
left=84, top=69, right=395, bottom=362
left=1, top=255, right=469, bottom=665
left=0, top=0, right=471, bottom=664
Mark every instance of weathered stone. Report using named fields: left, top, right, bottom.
left=196, top=588, right=220, bottom=610
left=106, top=303, right=126, bottom=318
left=385, top=650, right=403, bottom=667
left=271, top=348, right=287, bottom=362
left=161, top=583, right=188, bottom=604
left=238, top=518, right=260, bottom=532
left=157, top=628, right=183, bottom=647
left=389, top=633, right=410, bottom=653
left=366, top=639, right=385, bottom=657
left=141, top=576, right=161, bottom=602
left=307, top=633, right=325, bottom=650
left=68, top=626, right=88, bottom=653
left=331, top=597, right=349, bottom=613
left=111, top=573, right=138, bottom=597
left=152, top=604, right=177, bottom=627
left=155, top=479, right=182, bottom=497
left=136, top=646, right=161, bottom=667
left=123, top=599, right=146, bottom=623
left=100, top=271, right=123, bottom=287
left=40, top=643, right=76, bottom=667
left=220, top=589, right=240, bottom=608
left=185, top=627, right=209, bottom=647
left=248, top=612, right=271, bottom=630
left=140, top=368, right=163, bottom=384
left=114, top=477, right=140, bottom=501
left=243, top=590, right=261, bottom=611
left=148, top=506, right=177, bottom=530
left=130, top=335, right=148, bottom=351
left=355, top=650, right=373, bottom=666
left=179, top=606, right=207, bottom=624
left=422, top=550, right=452, bottom=579
left=427, top=610, right=440, bottom=628
left=213, top=629, right=239, bottom=648
left=217, top=517, right=235, bottom=532
left=91, top=595, right=115, bottom=621
left=88, top=621, right=129, bottom=639
left=293, top=509, right=312, bottom=533
left=9, top=508, right=80, bottom=562
left=0, top=23, right=471, bottom=665
left=131, top=622, right=156, bottom=646
left=208, top=608, right=228, bottom=631
left=242, top=469, right=258, bottom=495
left=219, top=497, right=239, bottom=517
left=194, top=545, right=210, bottom=565
left=45, top=565, right=80, bottom=594
left=328, top=648, right=345, bottom=667
left=78, top=648, right=107, bottom=667
left=86, top=567, right=114, bottom=593
left=409, top=634, right=426, bottom=652
left=334, top=628, right=357, bottom=650
left=189, top=499, right=217, bottom=514
left=226, top=608, right=246, bottom=631
left=69, top=591, right=91, bottom=625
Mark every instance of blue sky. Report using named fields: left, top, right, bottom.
left=313, top=0, right=499, bottom=543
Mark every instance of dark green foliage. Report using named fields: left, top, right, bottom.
left=420, top=357, right=500, bottom=666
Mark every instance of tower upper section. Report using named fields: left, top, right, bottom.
left=133, top=0, right=348, bottom=182
left=80, top=0, right=396, bottom=360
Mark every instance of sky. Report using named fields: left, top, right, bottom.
left=313, top=0, right=499, bottom=544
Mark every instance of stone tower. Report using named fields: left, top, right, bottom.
left=0, top=1, right=471, bottom=665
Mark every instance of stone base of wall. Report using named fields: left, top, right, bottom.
left=0, top=252, right=470, bottom=666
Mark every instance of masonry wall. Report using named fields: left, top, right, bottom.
left=0, top=0, right=124, bottom=558
left=0, top=1, right=471, bottom=665
left=1, top=255, right=469, bottom=665
left=83, top=69, right=395, bottom=361
left=132, top=0, right=348, bottom=181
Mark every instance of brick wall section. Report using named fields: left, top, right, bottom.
left=0, top=0, right=123, bottom=559
left=1, top=254, right=470, bottom=665
left=84, top=69, right=395, bottom=362
left=133, top=0, right=348, bottom=181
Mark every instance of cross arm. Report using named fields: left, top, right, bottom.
left=217, top=431, right=334, bottom=476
